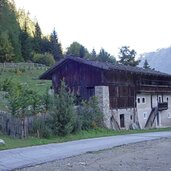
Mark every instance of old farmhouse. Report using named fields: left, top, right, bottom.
left=40, top=57, right=171, bottom=130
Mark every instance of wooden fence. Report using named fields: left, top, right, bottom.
left=0, top=62, right=48, bottom=71
left=0, top=111, right=48, bottom=138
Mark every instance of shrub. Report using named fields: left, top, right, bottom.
left=32, top=53, right=55, bottom=66
left=50, top=80, right=76, bottom=136
left=32, top=117, right=52, bottom=138
left=78, top=96, right=104, bottom=130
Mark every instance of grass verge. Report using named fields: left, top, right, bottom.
left=0, top=127, right=171, bottom=151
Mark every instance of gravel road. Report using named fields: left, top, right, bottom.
left=19, top=138, right=171, bottom=171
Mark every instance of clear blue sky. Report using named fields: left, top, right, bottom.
left=15, top=0, right=171, bottom=56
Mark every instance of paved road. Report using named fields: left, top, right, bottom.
left=0, top=131, right=171, bottom=171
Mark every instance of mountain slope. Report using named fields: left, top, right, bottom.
left=139, top=47, right=171, bottom=74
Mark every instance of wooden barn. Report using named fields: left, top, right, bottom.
left=40, top=57, right=171, bottom=129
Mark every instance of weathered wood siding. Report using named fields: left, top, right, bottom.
left=50, top=60, right=171, bottom=109
left=52, top=60, right=103, bottom=100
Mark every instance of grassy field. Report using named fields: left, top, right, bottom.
left=0, top=68, right=51, bottom=110
left=0, top=127, right=171, bottom=151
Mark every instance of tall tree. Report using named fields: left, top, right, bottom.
left=0, top=31, right=14, bottom=62
left=50, top=29, right=63, bottom=61
left=0, top=0, right=22, bottom=61
left=66, top=41, right=89, bottom=58
left=90, top=48, right=97, bottom=60
left=33, top=22, right=42, bottom=53
left=97, top=48, right=116, bottom=64
left=20, top=21, right=32, bottom=61
left=118, top=46, right=140, bottom=66
left=143, top=59, right=151, bottom=69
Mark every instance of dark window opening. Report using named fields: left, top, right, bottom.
left=158, top=97, right=161, bottom=103
left=137, top=98, right=140, bottom=103
left=120, top=114, right=125, bottom=128
left=142, top=97, right=145, bottom=103
left=86, top=87, right=95, bottom=100
left=130, top=115, right=133, bottom=120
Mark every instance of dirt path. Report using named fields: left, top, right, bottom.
left=19, top=138, right=171, bottom=171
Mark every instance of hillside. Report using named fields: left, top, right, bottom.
left=139, top=47, right=171, bottom=74
left=0, top=63, right=51, bottom=110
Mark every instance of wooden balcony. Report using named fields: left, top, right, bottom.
left=158, top=102, right=168, bottom=111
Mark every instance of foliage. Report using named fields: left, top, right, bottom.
left=118, top=46, right=140, bottom=66
left=78, top=96, right=104, bottom=130
left=20, top=21, right=33, bottom=61
left=0, top=0, right=22, bottom=61
left=66, top=41, right=89, bottom=58
left=33, top=22, right=42, bottom=53
left=0, top=31, right=14, bottom=62
left=32, top=117, right=52, bottom=138
left=96, top=48, right=116, bottom=64
left=50, top=29, right=63, bottom=61
left=1, top=79, right=42, bottom=117
left=32, top=52, right=55, bottom=66
left=50, top=80, right=76, bottom=136
left=143, top=59, right=151, bottom=69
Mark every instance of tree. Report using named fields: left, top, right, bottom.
left=143, top=59, right=151, bottom=69
left=32, top=52, right=55, bottom=66
left=0, top=0, right=22, bottom=61
left=20, top=21, right=32, bottom=61
left=97, top=48, right=116, bottom=64
left=89, top=48, right=97, bottom=60
left=50, top=80, right=76, bottom=136
left=33, top=22, right=42, bottom=53
left=0, top=31, right=14, bottom=62
left=118, top=46, right=140, bottom=66
left=50, top=29, right=63, bottom=61
left=66, top=41, right=89, bottom=58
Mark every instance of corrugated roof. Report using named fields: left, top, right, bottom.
left=40, top=56, right=171, bottom=79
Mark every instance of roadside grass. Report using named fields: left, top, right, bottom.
left=0, top=127, right=171, bottom=151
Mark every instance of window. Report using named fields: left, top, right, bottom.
left=158, top=97, right=161, bottom=103
left=137, top=98, right=140, bottom=103
left=168, top=114, right=171, bottom=118
left=143, top=112, right=147, bottom=119
left=130, top=115, right=133, bottom=120
left=142, top=97, right=146, bottom=103
left=167, top=97, right=169, bottom=102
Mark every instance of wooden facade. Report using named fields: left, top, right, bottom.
left=40, top=57, right=171, bottom=110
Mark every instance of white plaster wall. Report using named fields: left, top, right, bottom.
left=137, top=93, right=171, bottom=129
left=111, top=108, right=134, bottom=130
left=136, top=94, right=152, bottom=129
left=160, top=94, right=171, bottom=127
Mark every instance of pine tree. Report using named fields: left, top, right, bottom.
left=143, top=59, right=151, bottom=69
left=118, top=46, right=140, bottom=66
left=50, top=29, right=63, bottom=61
left=0, top=31, right=14, bottom=62
left=20, top=21, right=32, bottom=61
left=33, top=22, right=42, bottom=53
left=97, top=48, right=116, bottom=64
left=50, top=80, right=76, bottom=136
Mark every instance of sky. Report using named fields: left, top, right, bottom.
left=14, top=0, right=171, bottom=56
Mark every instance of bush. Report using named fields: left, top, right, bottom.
left=32, top=118, right=52, bottom=138
left=50, top=80, right=76, bottom=136
left=78, top=96, right=104, bottom=130
left=32, top=52, right=55, bottom=66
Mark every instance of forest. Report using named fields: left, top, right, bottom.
left=1, top=0, right=142, bottom=67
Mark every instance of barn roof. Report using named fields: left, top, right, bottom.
left=40, top=56, right=171, bottom=79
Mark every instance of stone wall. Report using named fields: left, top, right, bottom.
left=95, top=86, right=135, bottom=130
left=95, top=86, right=111, bottom=129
